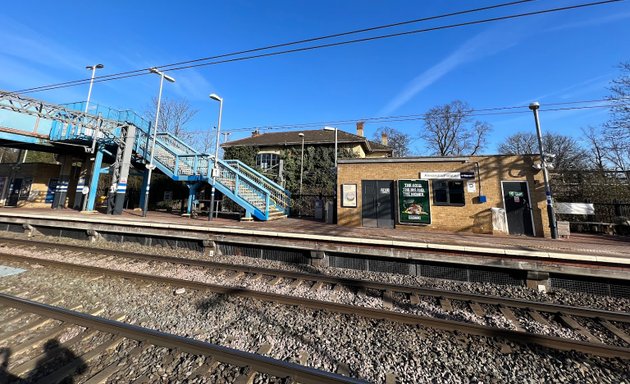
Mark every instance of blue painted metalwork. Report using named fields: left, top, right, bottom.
left=86, top=147, right=104, bottom=211
left=0, top=92, right=291, bottom=220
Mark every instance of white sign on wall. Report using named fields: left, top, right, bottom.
left=555, top=202, right=595, bottom=215
left=467, top=181, right=476, bottom=193
left=420, top=172, right=461, bottom=179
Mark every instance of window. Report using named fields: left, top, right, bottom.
left=256, top=153, right=280, bottom=171
left=432, top=180, right=465, bottom=206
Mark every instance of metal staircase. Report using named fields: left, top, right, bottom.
left=0, top=91, right=290, bottom=221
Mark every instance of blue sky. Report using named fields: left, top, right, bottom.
left=1, top=0, right=629, bottom=154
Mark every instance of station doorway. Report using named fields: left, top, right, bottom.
left=362, top=180, right=394, bottom=229
left=502, top=181, right=534, bottom=236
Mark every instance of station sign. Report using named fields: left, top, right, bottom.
left=420, top=171, right=475, bottom=180
left=397, top=179, right=431, bottom=225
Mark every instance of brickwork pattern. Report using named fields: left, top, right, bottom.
left=337, top=155, right=551, bottom=238
left=0, top=163, right=64, bottom=208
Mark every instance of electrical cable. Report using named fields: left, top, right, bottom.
left=11, top=0, right=538, bottom=94
left=212, top=99, right=630, bottom=134
left=12, top=0, right=620, bottom=95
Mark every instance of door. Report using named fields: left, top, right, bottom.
left=502, top=181, right=534, bottom=236
left=362, top=180, right=394, bottom=228
left=7, top=178, right=22, bottom=207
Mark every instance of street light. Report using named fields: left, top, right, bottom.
left=142, top=67, right=175, bottom=218
left=298, top=132, right=305, bottom=195
left=209, top=93, right=223, bottom=221
left=84, top=64, right=104, bottom=114
left=323, top=126, right=338, bottom=168
left=529, top=102, right=558, bottom=239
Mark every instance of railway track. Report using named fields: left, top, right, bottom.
left=0, top=292, right=365, bottom=383
left=1, top=238, right=629, bottom=361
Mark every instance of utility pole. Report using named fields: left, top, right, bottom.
left=529, top=102, right=558, bottom=239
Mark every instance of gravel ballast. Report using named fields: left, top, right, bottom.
left=0, top=255, right=628, bottom=383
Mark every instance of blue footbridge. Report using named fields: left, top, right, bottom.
left=0, top=91, right=290, bottom=221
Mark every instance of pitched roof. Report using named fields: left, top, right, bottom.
left=222, top=129, right=392, bottom=153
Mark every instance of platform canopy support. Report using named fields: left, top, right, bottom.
left=52, top=154, right=73, bottom=209
left=72, top=157, right=92, bottom=211
left=85, top=146, right=105, bottom=212
left=138, top=169, right=150, bottom=214
left=106, top=124, right=136, bottom=215
left=186, top=182, right=203, bottom=215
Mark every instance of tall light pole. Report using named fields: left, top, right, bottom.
left=142, top=67, right=175, bottom=218
left=529, top=102, right=558, bottom=239
left=298, top=132, right=305, bottom=195
left=323, top=126, right=338, bottom=168
left=84, top=64, right=104, bottom=114
left=209, top=93, right=223, bottom=221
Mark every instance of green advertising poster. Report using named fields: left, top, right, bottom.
left=398, top=179, right=431, bottom=225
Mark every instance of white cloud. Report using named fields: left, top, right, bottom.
left=0, top=16, right=89, bottom=72
left=379, top=25, right=527, bottom=116
left=546, top=11, right=630, bottom=32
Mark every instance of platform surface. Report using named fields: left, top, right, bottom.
left=1, top=208, right=628, bottom=263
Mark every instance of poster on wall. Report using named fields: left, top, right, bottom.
left=397, top=179, right=431, bottom=225
left=341, top=184, right=357, bottom=207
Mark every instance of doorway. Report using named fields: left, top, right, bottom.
left=362, top=180, right=394, bottom=228
left=502, top=181, right=534, bottom=236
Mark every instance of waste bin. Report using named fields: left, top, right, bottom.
left=325, top=200, right=334, bottom=224
left=314, top=198, right=324, bottom=220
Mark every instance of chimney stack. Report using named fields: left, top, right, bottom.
left=356, top=121, right=364, bottom=137
left=381, top=132, right=388, bottom=146
left=251, top=129, right=260, bottom=137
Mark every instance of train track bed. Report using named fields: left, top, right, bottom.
left=0, top=292, right=357, bottom=384
left=1, top=251, right=629, bottom=381
left=0, top=232, right=627, bottom=312
left=2, top=240, right=630, bottom=350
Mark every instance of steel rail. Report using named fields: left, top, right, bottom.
left=1, top=252, right=628, bottom=360
left=0, top=292, right=366, bottom=384
left=4, top=238, right=628, bottom=323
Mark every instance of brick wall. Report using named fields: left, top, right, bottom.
left=337, top=155, right=551, bottom=238
left=0, top=163, right=62, bottom=208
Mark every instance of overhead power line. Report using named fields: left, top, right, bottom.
left=212, top=98, right=630, bottom=134
left=12, top=0, right=536, bottom=94
left=12, top=0, right=620, bottom=95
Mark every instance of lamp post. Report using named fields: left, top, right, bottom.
left=142, top=67, right=175, bottom=218
left=298, top=132, right=305, bottom=195
left=323, top=126, right=338, bottom=168
left=209, top=93, right=223, bottom=221
left=84, top=64, right=104, bottom=114
left=529, top=102, right=558, bottom=239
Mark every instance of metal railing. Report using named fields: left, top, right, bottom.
left=0, top=91, right=290, bottom=219
left=224, top=159, right=290, bottom=213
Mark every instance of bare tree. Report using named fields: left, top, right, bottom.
left=497, top=132, right=538, bottom=154
left=420, top=100, right=491, bottom=156
left=605, top=61, right=630, bottom=142
left=601, top=61, right=630, bottom=170
left=373, top=126, right=411, bottom=157
left=194, top=127, right=217, bottom=154
left=145, top=96, right=198, bottom=142
left=498, top=131, right=588, bottom=170
left=582, top=126, right=607, bottom=172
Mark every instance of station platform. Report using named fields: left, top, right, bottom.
left=0, top=208, right=628, bottom=282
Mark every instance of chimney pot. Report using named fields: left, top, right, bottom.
left=356, top=121, right=364, bottom=137
left=381, top=132, right=388, bottom=146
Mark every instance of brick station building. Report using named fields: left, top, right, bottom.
left=337, top=155, right=552, bottom=238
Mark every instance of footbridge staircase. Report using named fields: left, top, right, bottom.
left=0, top=91, right=290, bottom=220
